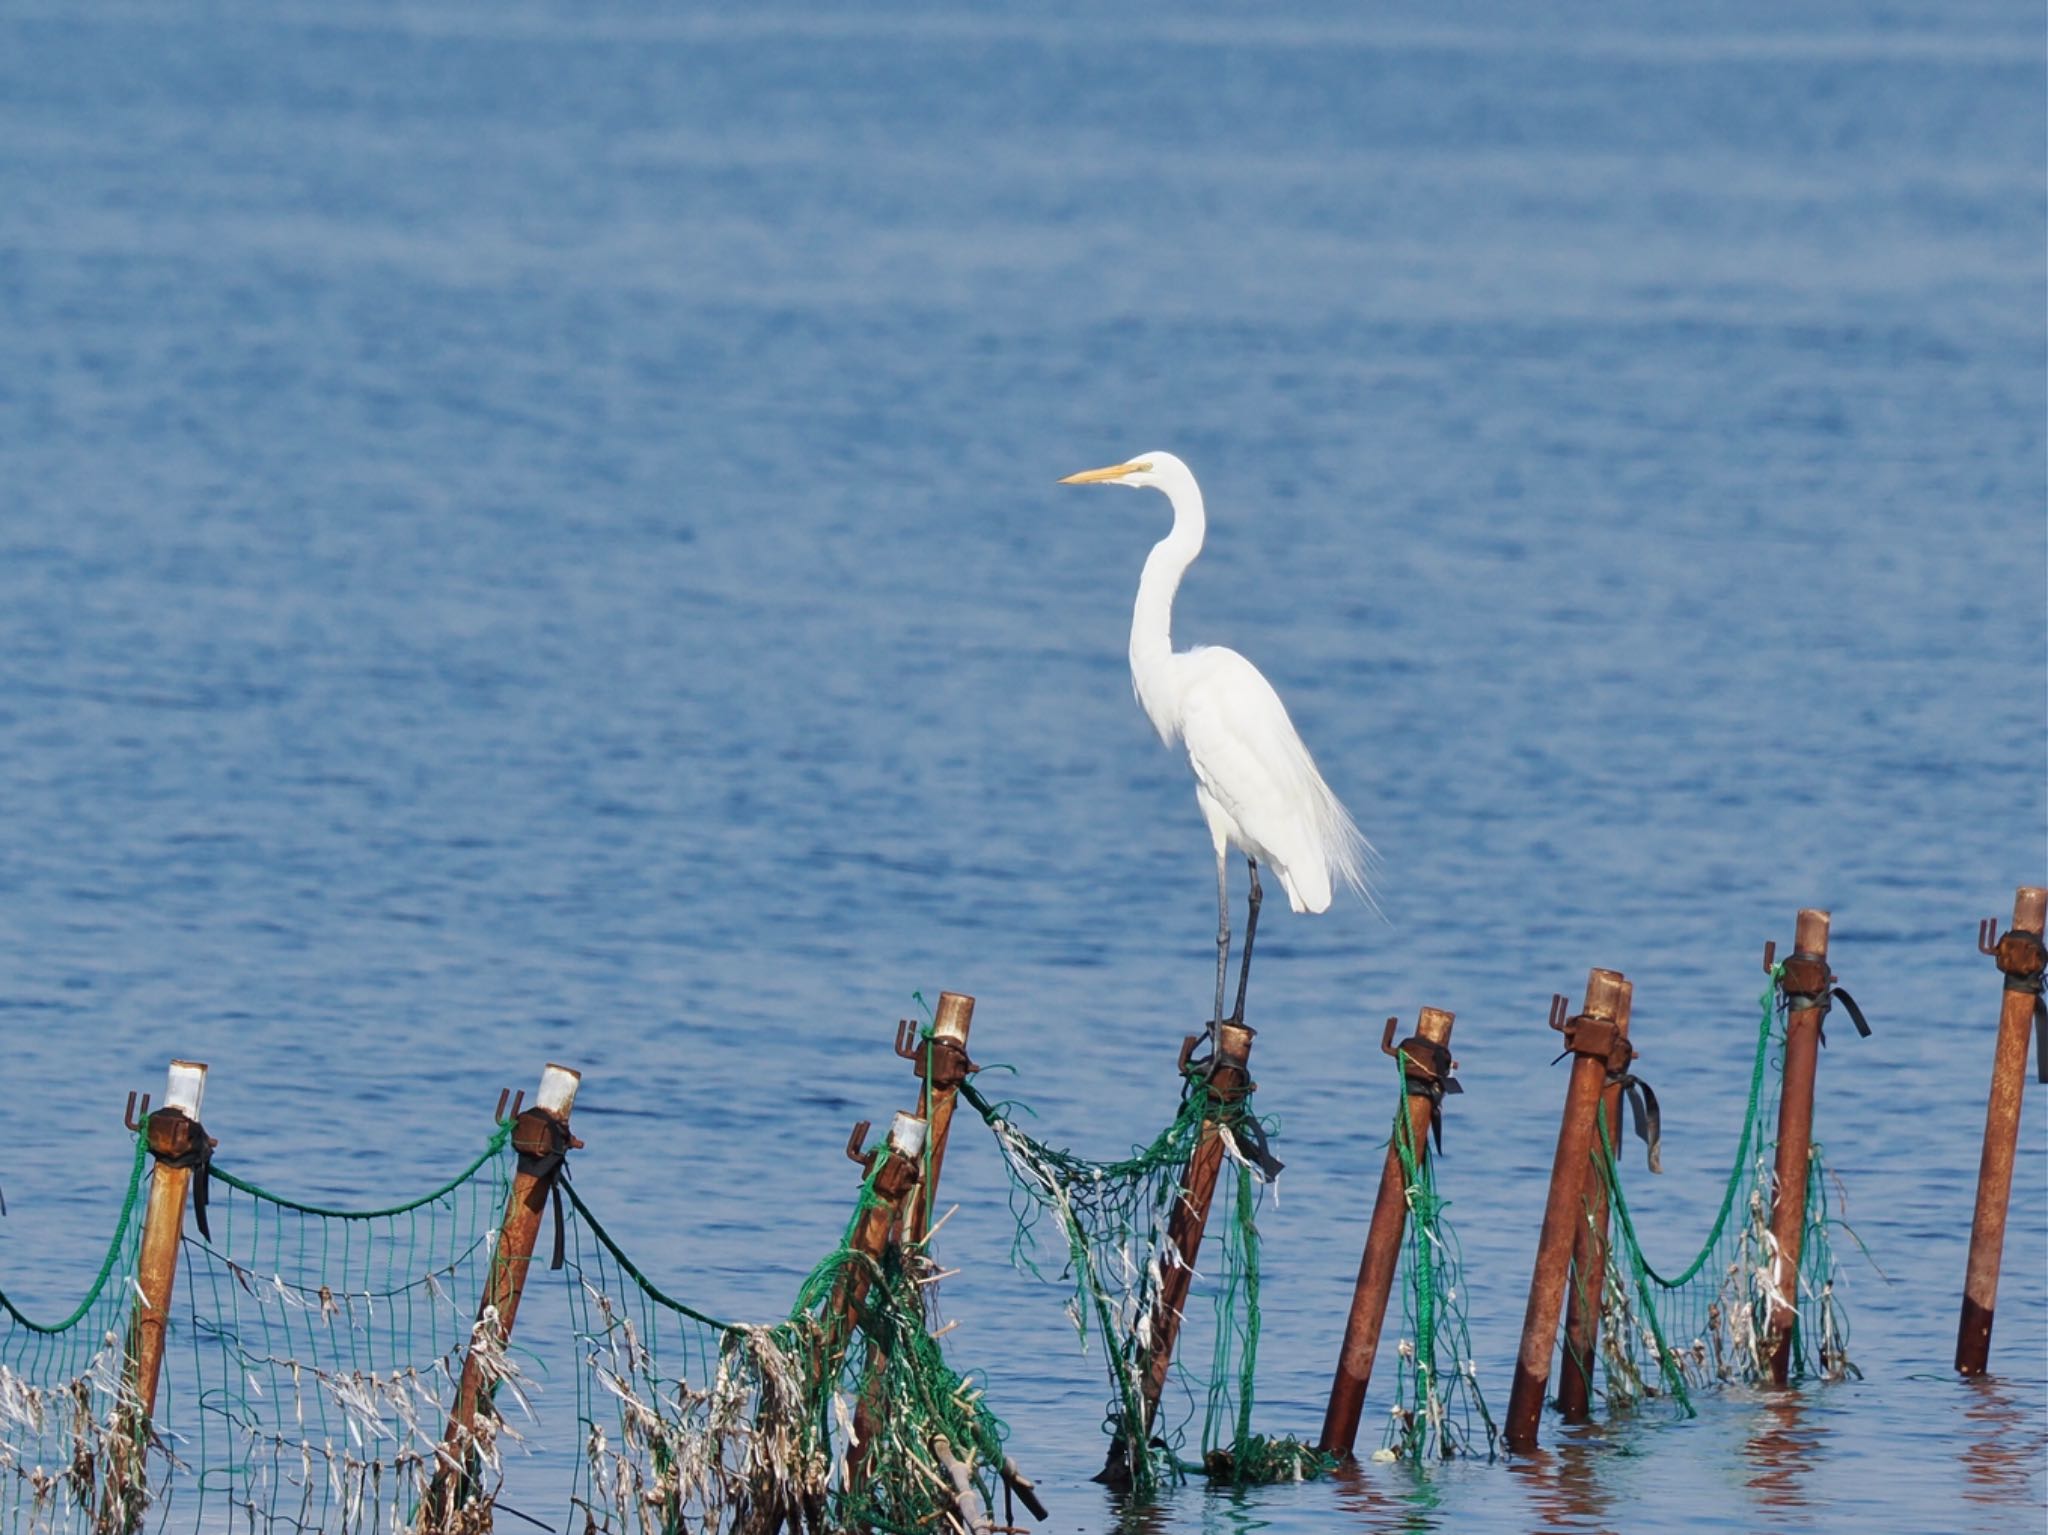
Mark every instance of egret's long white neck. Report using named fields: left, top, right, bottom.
left=1129, top=465, right=1205, bottom=744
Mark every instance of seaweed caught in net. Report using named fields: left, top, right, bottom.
left=1375, top=1051, right=1497, bottom=1464
left=3, top=1120, right=524, bottom=1535
left=560, top=1159, right=1011, bottom=1535
left=1569, top=968, right=1864, bottom=1417
left=960, top=1071, right=1330, bottom=1497
left=0, top=1128, right=155, bottom=1535
left=174, top=1123, right=524, bottom=1535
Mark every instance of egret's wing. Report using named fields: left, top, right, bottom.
left=1174, top=647, right=1369, bottom=905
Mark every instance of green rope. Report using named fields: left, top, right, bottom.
left=560, top=1156, right=1011, bottom=1535
left=962, top=1071, right=1328, bottom=1495
left=1576, top=967, right=1863, bottom=1413
left=559, top=1179, right=738, bottom=1331
left=206, top=1120, right=512, bottom=1218
left=1379, top=1050, right=1496, bottom=1462
left=0, top=1130, right=149, bottom=1334
left=1636, top=968, right=1780, bottom=1291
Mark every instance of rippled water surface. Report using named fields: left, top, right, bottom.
left=3, top=4, right=2044, bottom=1531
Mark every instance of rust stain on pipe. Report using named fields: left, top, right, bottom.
left=127, top=1060, right=209, bottom=1427
left=1317, top=1007, right=1456, bottom=1458
left=1766, top=910, right=1830, bottom=1386
left=1505, top=969, right=1627, bottom=1453
left=907, top=991, right=976, bottom=1249
left=427, top=1065, right=580, bottom=1532
left=1956, top=884, right=2047, bottom=1375
left=1557, top=982, right=1632, bottom=1424
left=1132, top=1021, right=1257, bottom=1450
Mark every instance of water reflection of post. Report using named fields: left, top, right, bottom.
left=1960, top=1378, right=2048, bottom=1509
left=1741, top=1392, right=1823, bottom=1511
left=1507, top=1437, right=1614, bottom=1533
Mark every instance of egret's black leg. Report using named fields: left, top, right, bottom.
left=1229, top=859, right=1262, bottom=1026
left=1213, top=853, right=1231, bottom=1037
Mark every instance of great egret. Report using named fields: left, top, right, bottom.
left=1059, top=451, right=1371, bottom=1032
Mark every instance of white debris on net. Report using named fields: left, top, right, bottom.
left=577, top=1307, right=829, bottom=1535
left=0, top=1342, right=152, bottom=1535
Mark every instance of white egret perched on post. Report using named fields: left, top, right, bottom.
left=1059, top=451, right=1372, bottom=1034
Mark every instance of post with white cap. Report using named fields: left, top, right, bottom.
left=126, top=1059, right=210, bottom=1422
left=832, top=1110, right=928, bottom=1353
left=834, top=1110, right=930, bottom=1496
left=424, top=1063, right=581, bottom=1531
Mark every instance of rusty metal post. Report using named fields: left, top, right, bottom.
left=1317, top=1008, right=1458, bottom=1457
left=127, top=1060, right=210, bottom=1422
left=905, top=991, right=976, bottom=1248
left=834, top=1110, right=928, bottom=1333
left=1956, top=885, right=2048, bottom=1375
left=425, top=1063, right=580, bottom=1530
left=1505, top=970, right=1630, bottom=1452
left=839, top=1111, right=928, bottom=1490
left=1766, top=910, right=1831, bottom=1386
left=1133, top=1020, right=1257, bottom=1444
left=1557, top=980, right=1634, bottom=1423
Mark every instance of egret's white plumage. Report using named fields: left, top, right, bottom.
left=1060, top=450, right=1371, bottom=1026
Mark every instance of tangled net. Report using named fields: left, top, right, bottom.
left=1, top=1121, right=521, bottom=1535
left=1377, top=1050, right=1497, bottom=1463
left=560, top=1158, right=1011, bottom=1535
left=0, top=1129, right=153, bottom=1535
left=1570, top=969, right=1863, bottom=1415
left=961, top=1067, right=1328, bottom=1498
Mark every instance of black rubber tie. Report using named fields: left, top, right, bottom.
left=1611, top=1073, right=1662, bottom=1174
left=161, top=1134, right=215, bottom=1241
left=516, top=1131, right=572, bottom=1271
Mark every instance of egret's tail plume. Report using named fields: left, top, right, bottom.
left=1298, top=745, right=1379, bottom=920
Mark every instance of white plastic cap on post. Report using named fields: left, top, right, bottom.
left=537, top=1064, right=581, bottom=1117
left=165, top=1060, right=208, bottom=1117
left=887, top=1111, right=928, bottom=1159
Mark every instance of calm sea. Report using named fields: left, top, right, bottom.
left=2, top=4, right=2043, bottom=1531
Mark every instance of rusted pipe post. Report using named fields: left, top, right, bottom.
left=1956, top=885, right=2048, bottom=1375
left=425, top=1063, right=580, bottom=1530
left=833, top=1110, right=928, bottom=1341
left=839, top=1111, right=928, bottom=1490
left=1505, top=969, right=1630, bottom=1452
left=1318, top=1007, right=1458, bottom=1457
left=127, top=1060, right=210, bottom=1422
left=906, top=991, right=976, bottom=1248
left=1557, top=980, right=1634, bottom=1423
left=1766, top=910, right=1831, bottom=1386
left=1136, top=1021, right=1257, bottom=1439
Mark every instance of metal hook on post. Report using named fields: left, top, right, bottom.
left=1978, top=919, right=2001, bottom=956
left=893, top=1019, right=921, bottom=1061
left=1547, top=994, right=1569, bottom=1032
left=493, top=1089, right=525, bottom=1125
left=123, top=1091, right=152, bottom=1133
left=845, top=1120, right=875, bottom=1170
left=1379, top=1017, right=1400, bottom=1056
left=1763, top=939, right=1778, bottom=972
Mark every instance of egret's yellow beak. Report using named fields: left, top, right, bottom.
left=1058, top=460, right=1150, bottom=485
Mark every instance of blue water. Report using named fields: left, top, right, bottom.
left=2, top=3, right=2043, bottom=1530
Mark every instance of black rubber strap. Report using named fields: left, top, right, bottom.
left=1229, top=1113, right=1286, bottom=1181
left=1999, top=963, right=2046, bottom=1083
left=1830, top=986, right=1872, bottom=1039
left=1610, top=1073, right=1662, bottom=1174
left=159, top=1136, right=215, bottom=1241
left=516, top=1135, right=572, bottom=1271
left=1402, top=1065, right=1462, bottom=1154
left=1785, top=984, right=1872, bottom=1047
